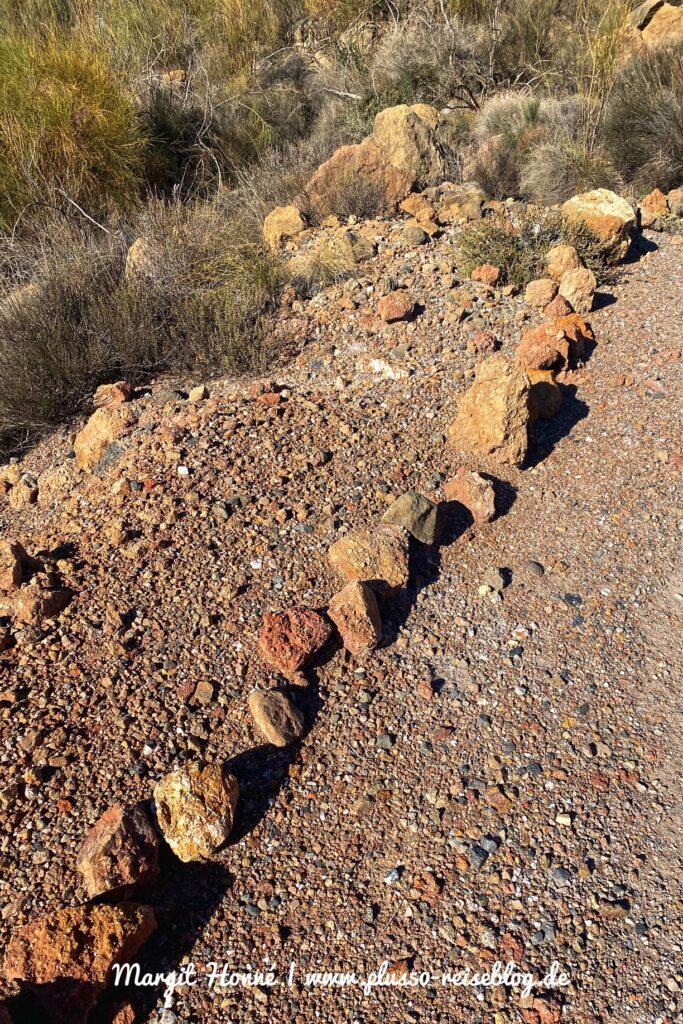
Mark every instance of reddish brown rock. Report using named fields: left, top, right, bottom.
left=467, top=330, right=500, bottom=355
left=8, top=474, right=38, bottom=509
left=448, top=355, right=530, bottom=467
left=93, top=381, right=133, bottom=410
left=518, top=314, right=593, bottom=371
left=443, top=467, right=496, bottom=523
left=471, top=263, right=500, bottom=286
left=639, top=187, right=668, bottom=227
left=328, top=581, right=382, bottom=657
left=248, top=689, right=305, bottom=747
left=76, top=802, right=161, bottom=898
left=543, top=294, right=573, bottom=318
left=3, top=902, right=156, bottom=990
left=327, top=524, right=410, bottom=596
left=259, top=608, right=332, bottom=678
left=0, top=583, right=71, bottom=626
left=378, top=291, right=416, bottom=323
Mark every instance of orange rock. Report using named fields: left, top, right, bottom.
left=378, top=290, right=416, bottom=323
left=93, top=381, right=132, bottom=410
left=448, top=355, right=530, bottom=467
left=76, top=802, right=160, bottom=898
left=74, top=406, right=137, bottom=472
left=471, top=263, right=500, bottom=286
left=327, top=525, right=410, bottom=596
left=443, top=467, right=496, bottom=523
left=518, top=314, right=593, bottom=371
left=305, top=140, right=414, bottom=220
left=0, top=540, right=30, bottom=592
left=639, top=187, right=668, bottom=227
left=562, top=189, right=636, bottom=262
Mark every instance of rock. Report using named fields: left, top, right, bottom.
left=525, top=278, right=558, bottom=308
left=561, top=189, right=636, bottom=261
left=399, top=193, right=436, bottom=222
left=518, top=314, right=593, bottom=371
left=305, top=140, right=414, bottom=220
left=188, top=383, right=209, bottom=402
left=639, top=188, right=669, bottom=227
left=437, top=184, right=486, bottom=224
left=263, top=205, right=306, bottom=250
left=378, top=291, right=416, bottom=323
left=0, top=462, right=21, bottom=490
left=328, top=524, right=410, bottom=596
left=642, top=2, right=683, bottom=44
left=0, top=540, right=30, bottom=592
left=448, top=355, right=530, bottom=467
left=370, top=103, right=444, bottom=185
left=153, top=762, right=239, bottom=862
left=382, top=491, right=440, bottom=544
left=528, top=369, right=563, bottom=421
left=443, top=467, right=496, bottom=523
left=402, top=223, right=428, bottom=246
left=327, top=581, right=382, bottom=657
left=631, top=0, right=668, bottom=30
left=545, top=245, right=581, bottom=283
left=4, top=903, right=156, bottom=1019
left=248, top=690, right=305, bottom=747
left=124, top=238, right=155, bottom=283
left=471, top=263, right=500, bottom=286
left=8, top=474, right=38, bottom=509
left=76, top=802, right=161, bottom=898
left=74, top=406, right=137, bottom=472
left=558, top=266, right=596, bottom=314
left=93, top=381, right=133, bottom=410
left=667, top=186, right=683, bottom=217
left=467, top=330, right=500, bottom=356
left=0, top=583, right=71, bottom=626
left=543, top=294, right=573, bottom=318
left=259, top=608, right=332, bottom=678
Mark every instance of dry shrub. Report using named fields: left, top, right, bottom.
left=457, top=209, right=615, bottom=288
left=521, top=136, right=623, bottom=205
left=0, top=202, right=281, bottom=454
left=603, top=42, right=683, bottom=194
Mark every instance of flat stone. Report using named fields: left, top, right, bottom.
left=382, top=490, right=440, bottom=544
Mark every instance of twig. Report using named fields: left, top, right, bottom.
left=56, top=190, right=111, bottom=235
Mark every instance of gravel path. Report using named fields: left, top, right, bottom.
left=0, top=228, right=681, bottom=1024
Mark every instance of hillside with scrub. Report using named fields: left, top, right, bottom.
left=0, top=3, right=682, bottom=1024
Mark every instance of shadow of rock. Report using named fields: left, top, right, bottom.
left=526, top=385, right=589, bottom=468
left=592, top=291, right=617, bottom=312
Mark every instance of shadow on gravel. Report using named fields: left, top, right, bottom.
left=624, top=233, right=658, bottom=264
left=592, top=291, right=617, bottom=311
left=526, top=385, right=589, bottom=468
left=379, top=501, right=474, bottom=647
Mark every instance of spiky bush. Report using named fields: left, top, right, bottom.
left=0, top=35, right=146, bottom=229
left=603, top=42, right=683, bottom=194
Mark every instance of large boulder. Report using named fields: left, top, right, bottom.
left=74, top=406, right=136, bottom=472
left=76, top=802, right=161, bottom=898
left=153, top=762, right=238, bottom=863
left=561, top=189, right=636, bottom=261
left=304, top=139, right=414, bottom=220
left=448, top=355, right=530, bottom=467
left=370, top=104, right=444, bottom=186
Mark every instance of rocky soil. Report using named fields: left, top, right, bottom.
left=0, top=201, right=681, bottom=1024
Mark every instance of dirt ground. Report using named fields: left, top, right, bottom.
left=0, top=222, right=681, bottom=1024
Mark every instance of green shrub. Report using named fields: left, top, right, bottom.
left=457, top=209, right=615, bottom=288
left=0, top=34, right=146, bottom=229
left=603, top=42, right=683, bottom=194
